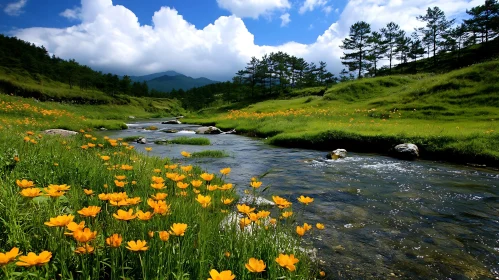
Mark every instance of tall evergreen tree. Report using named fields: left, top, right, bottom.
left=381, top=22, right=404, bottom=71
left=417, top=7, right=454, bottom=65
left=341, top=21, right=372, bottom=79
left=366, top=31, right=388, bottom=76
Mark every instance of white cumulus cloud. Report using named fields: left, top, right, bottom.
left=4, top=0, right=27, bottom=16
left=280, top=13, right=291, bottom=27
left=299, top=0, right=328, bottom=14
left=13, top=0, right=484, bottom=80
left=216, top=0, right=290, bottom=19
left=60, top=7, right=82, bottom=20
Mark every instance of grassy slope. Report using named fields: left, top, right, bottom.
left=0, top=67, right=185, bottom=131
left=186, top=60, right=499, bottom=165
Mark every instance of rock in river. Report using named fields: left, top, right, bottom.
left=195, top=126, right=223, bottom=134
left=393, top=143, right=419, bottom=159
left=161, top=120, right=182, bottom=124
left=137, top=137, right=147, bottom=144
left=326, top=149, right=347, bottom=159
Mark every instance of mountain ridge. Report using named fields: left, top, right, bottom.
left=128, top=71, right=218, bottom=92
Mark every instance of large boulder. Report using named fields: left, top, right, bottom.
left=42, top=129, right=78, bottom=137
left=326, top=149, right=347, bottom=159
left=222, top=129, right=237, bottom=135
left=136, top=137, right=147, bottom=144
left=195, top=126, right=223, bottom=135
left=393, top=143, right=419, bottom=160
left=161, top=120, right=182, bottom=124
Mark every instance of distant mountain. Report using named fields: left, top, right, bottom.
left=127, top=71, right=218, bottom=92
left=129, top=71, right=181, bottom=82
left=147, top=74, right=217, bottom=92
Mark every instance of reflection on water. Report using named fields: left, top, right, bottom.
left=106, top=120, right=499, bottom=279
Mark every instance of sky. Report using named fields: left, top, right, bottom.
left=0, top=0, right=482, bottom=81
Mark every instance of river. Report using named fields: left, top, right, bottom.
left=105, top=120, right=499, bottom=279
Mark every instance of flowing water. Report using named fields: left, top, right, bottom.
left=107, top=120, right=499, bottom=279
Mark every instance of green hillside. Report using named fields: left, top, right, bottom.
left=186, top=59, right=499, bottom=165
left=146, top=74, right=217, bottom=92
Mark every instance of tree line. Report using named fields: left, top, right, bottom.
left=340, top=0, right=499, bottom=78
left=0, top=35, right=150, bottom=97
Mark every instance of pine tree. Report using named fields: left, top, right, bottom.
left=381, top=22, right=404, bottom=72
left=366, top=31, right=388, bottom=76
left=417, top=7, right=454, bottom=66
left=340, top=21, right=372, bottom=79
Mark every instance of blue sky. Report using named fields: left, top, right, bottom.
left=0, top=0, right=478, bottom=80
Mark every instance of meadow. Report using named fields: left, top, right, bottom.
left=0, top=94, right=323, bottom=279
left=186, top=60, right=499, bottom=165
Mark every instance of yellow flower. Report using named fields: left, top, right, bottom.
left=81, top=145, right=89, bottom=150
left=98, top=193, right=109, bottom=200
left=131, top=180, right=137, bottom=185
left=275, top=254, right=299, bottom=271
left=87, top=143, right=96, bottom=148
left=245, top=258, right=266, bottom=273
left=320, top=270, right=326, bottom=277
left=316, top=223, right=325, bottom=230
left=219, top=183, right=233, bottom=190
left=145, top=147, right=152, bottom=152
left=73, top=228, right=97, bottom=243
left=248, top=212, right=258, bottom=222
left=191, top=180, right=203, bottom=187
left=272, top=196, right=292, bottom=209
left=16, top=179, right=34, bottom=188
left=269, top=218, right=277, bottom=225
left=20, top=188, right=42, bottom=198
left=237, top=204, right=255, bottom=215
left=48, top=184, right=70, bottom=191
left=303, top=223, right=312, bottom=231
left=170, top=223, right=188, bottom=236
left=257, top=210, right=271, bottom=219
left=196, top=194, right=211, bottom=208
left=166, top=164, right=178, bottom=170
left=106, top=234, right=122, bottom=248
left=239, top=217, right=251, bottom=228
left=153, top=168, right=161, bottom=174
left=193, top=189, right=201, bottom=194
left=84, top=134, right=92, bottom=138
left=224, top=251, right=231, bottom=258
left=151, top=183, right=166, bottom=190
left=297, top=195, right=314, bottom=205
left=126, top=240, right=148, bottom=252
left=200, top=173, right=214, bottom=181
left=220, top=167, right=231, bottom=175
left=151, top=192, right=168, bottom=200
left=23, top=136, right=30, bottom=142
left=281, top=211, right=293, bottom=218
left=77, top=206, right=101, bottom=218
left=179, top=191, right=188, bottom=196
left=45, top=214, right=74, bottom=227
left=148, top=231, right=155, bottom=238
left=83, top=189, right=94, bottom=195
left=250, top=181, right=262, bottom=188
left=207, top=185, right=218, bottom=191
left=114, top=180, right=127, bottom=188
left=159, top=231, right=170, bottom=241
left=115, top=175, right=126, bottom=180
left=172, top=174, right=186, bottom=182
left=151, top=176, right=165, bottom=184
left=66, top=221, right=85, bottom=233
left=221, top=198, right=234, bottom=205
left=207, top=269, right=235, bottom=280
left=75, top=244, right=94, bottom=254
left=177, top=182, right=189, bottom=189
left=101, top=156, right=110, bottom=161
left=296, top=226, right=306, bottom=237
left=147, top=199, right=170, bottom=215
left=113, top=209, right=136, bottom=221
left=181, top=151, right=191, bottom=157
left=121, top=164, right=133, bottom=171
left=0, top=248, right=20, bottom=266
left=136, top=210, right=153, bottom=221
left=26, top=131, right=34, bottom=136
left=181, top=165, right=193, bottom=172
left=16, top=251, right=52, bottom=267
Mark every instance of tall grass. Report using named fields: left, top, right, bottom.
left=191, top=150, right=230, bottom=158
left=0, top=93, right=322, bottom=279
left=155, top=137, right=211, bottom=146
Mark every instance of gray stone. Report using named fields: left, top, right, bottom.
left=128, top=116, right=135, bottom=119
left=175, top=116, right=184, bottom=119
left=161, top=120, right=182, bottom=124
left=327, top=149, right=347, bottom=159
left=42, top=129, right=78, bottom=137
left=137, top=137, right=147, bottom=144
left=394, top=143, right=419, bottom=159
left=99, top=127, right=107, bottom=131
left=162, top=129, right=178, bottom=133
left=222, top=129, right=237, bottom=134
left=195, top=126, right=223, bottom=134
left=239, top=195, right=275, bottom=206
